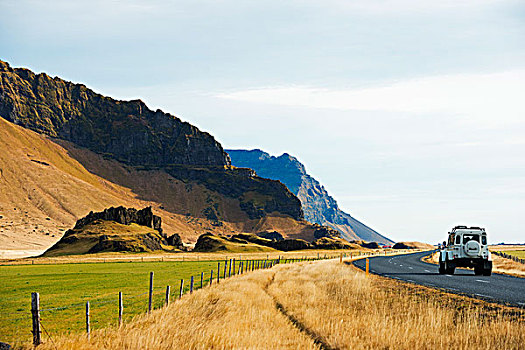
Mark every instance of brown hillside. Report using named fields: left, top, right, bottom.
left=0, top=118, right=317, bottom=258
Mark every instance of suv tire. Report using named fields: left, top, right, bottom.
left=444, top=259, right=455, bottom=275
left=474, top=265, right=483, bottom=275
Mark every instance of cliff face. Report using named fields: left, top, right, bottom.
left=227, top=149, right=393, bottom=244
left=0, top=60, right=304, bottom=235
left=0, top=60, right=229, bottom=167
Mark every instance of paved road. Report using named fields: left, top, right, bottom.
left=352, top=251, right=525, bottom=307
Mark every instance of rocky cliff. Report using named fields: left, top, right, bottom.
left=0, top=60, right=228, bottom=167
left=0, top=60, right=305, bottom=239
left=227, top=149, right=393, bottom=245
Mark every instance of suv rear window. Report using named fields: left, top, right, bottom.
left=455, top=235, right=461, bottom=244
left=463, top=234, right=480, bottom=244
left=481, top=235, right=487, bottom=245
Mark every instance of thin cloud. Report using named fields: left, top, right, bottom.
left=216, top=70, right=525, bottom=125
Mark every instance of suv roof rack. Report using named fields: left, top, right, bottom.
left=469, top=226, right=485, bottom=231
left=453, top=225, right=467, bottom=230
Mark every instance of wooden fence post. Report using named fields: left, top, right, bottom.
left=210, top=270, right=213, bottom=286
left=228, top=259, right=232, bottom=277
left=365, top=258, right=369, bottom=276
left=340, top=253, right=342, bottom=263
left=239, top=261, right=243, bottom=274
left=200, top=272, right=203, bottom=289
left=224, top=260, right=228, bottom=279
left=165, top=286, right=170, bottom=306
left=148, top=272, right=154, bottom=313
left=217, top=262, right=220, bottom=283
left=179, top=279, right=184, bottom=299
left=31, top=292, right=41, bottom=346
left=190, top=276, right=194, bottom=294
left=233, top=258, right=236, bottom=275
left=86, top=301, right=90, bottom=338
left=119, top=291, right=123, bottom=327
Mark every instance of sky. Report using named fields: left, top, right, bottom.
left=1, top=0, right=524, bottom=243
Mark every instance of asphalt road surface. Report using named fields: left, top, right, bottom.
left=352, top=251, right=525, bottom=307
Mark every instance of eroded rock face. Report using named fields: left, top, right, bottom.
left=0, top=60, right=230, bottom=167
left=75, top=206, right=162, bottom=234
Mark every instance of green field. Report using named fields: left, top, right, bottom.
left=0, top=259, right=247, bottom=345
left=507, top=250, right=525, bottom=258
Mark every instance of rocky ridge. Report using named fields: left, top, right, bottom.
left=227, top=149, right=393, bottom=244
left=0, top=60, right=304, bottom=231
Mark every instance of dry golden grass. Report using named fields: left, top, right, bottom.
left=27, top=269, right=318, bottom=350
left=267, top=260, right=524, bottom=349
left=28, top=257, right=524, bottom=350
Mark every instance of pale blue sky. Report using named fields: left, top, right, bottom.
left=1, top=0, right=524, bottom=243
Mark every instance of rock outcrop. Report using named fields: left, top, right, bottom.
left=0, top=60, right=229, bottom=167
left=43, top=207, right=185, bottom=256
left=227, top=149, right=393, bottom=244
left=74, top=206, right=162, bottom=233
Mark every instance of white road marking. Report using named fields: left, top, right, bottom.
left=475, top=293, right=492, bottom=298
left=408, top=267, right=413, bottom=270
left=476, top=279, right=489, bottom=283
left=399, top=265, right=403, bottom=267
left=424, top=269, right=430, bottom=272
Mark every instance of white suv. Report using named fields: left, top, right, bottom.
left=439, top=226, right=492, bottom=276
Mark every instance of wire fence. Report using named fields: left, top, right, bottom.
left=0, top=250, right=404, bottom=346
left=492, top=251, right=525, bottom=264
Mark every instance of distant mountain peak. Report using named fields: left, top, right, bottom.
left=227, top=149, right=393, bottom=244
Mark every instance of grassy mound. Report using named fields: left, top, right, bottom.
left=193, top=233, right=276, bottom=253
left=43, top=220, right=176, bottom=256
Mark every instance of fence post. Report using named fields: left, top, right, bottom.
left=217, top=262, right=220, bottom=283
left=224, top=260, right=228, bottom=278
left=228, top=259, right=232, bottom=277
left=239, top=261, right=243, bottom=274
left=366, top=258, right=369, bottom=276
left=84, top=301, right=90, bottom=338
left=210, top=270, right=213, bottom=286
left=165, top=286, right=170, bottom=306
left=148, top=272, right=154, bottom=313
left=190, top=276, right=194, bottom=294
left=119, top=291, right=123, bottom=327
left=31, top=292, right=41, bottom=346
left=179, top=279, right=184, bottom=299
left=200, top=272, right=203, bottom=289
left=233, top=258, right=236, bottom=275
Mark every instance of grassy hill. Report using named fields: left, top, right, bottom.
left=0, top=116, right=321, bottom=257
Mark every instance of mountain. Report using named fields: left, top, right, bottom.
left=227, top=149, right=393, bottom=244
left=0, top=60, right=321, bottom=257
